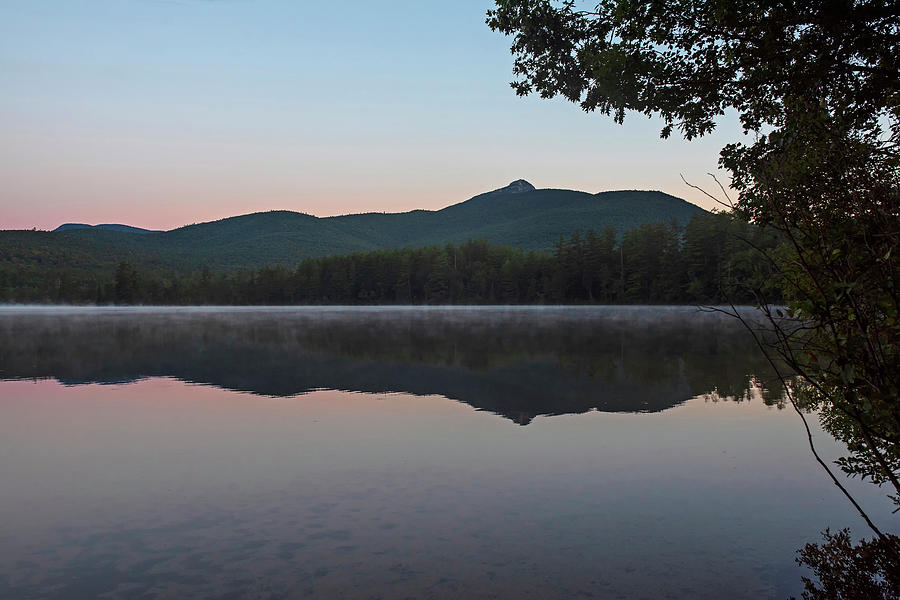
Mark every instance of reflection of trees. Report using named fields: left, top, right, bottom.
left=0, top=308, right=781, bottom=424
left=793, top=528, right=900, bottom=600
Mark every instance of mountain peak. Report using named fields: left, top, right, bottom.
left=496, top=179, right=535, bottom=194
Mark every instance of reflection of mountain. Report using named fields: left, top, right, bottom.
left=0, top=307, right=779, bottom=424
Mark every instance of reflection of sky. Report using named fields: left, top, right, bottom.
left=1, top=1, right=742, bottom=231
left=1, top=378, right=895, bottom=599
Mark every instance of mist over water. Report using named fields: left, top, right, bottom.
left=0, top=306, right=779, bottom=422
left=0, top=306, right=890, bottom=599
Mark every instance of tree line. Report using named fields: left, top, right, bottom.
left=0, top=212, right=782, bottom=305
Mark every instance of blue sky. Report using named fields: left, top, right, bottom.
left=1, top=0, right=740, bottom=230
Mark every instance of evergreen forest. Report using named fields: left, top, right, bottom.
left=0, top=212, right=782, bottom=305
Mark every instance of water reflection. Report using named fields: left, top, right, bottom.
left=0, top=306, right=780, bottom=423
left=0, top=307, right=892, bottom=599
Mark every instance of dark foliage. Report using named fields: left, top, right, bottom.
left=794, top=529, right=900, bottom=600
left=0, top=213, right=779, bottom=306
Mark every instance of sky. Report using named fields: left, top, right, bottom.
left=1, top=0, right=743, bottom=231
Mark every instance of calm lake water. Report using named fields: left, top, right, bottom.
left=0, top=306, right=895, bottom=599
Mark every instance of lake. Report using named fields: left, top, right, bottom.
left=0, top=306, right=894, bottom=599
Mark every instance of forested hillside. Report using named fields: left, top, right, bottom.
left=0, top=181, right=703, bottom=272
left=0, top=212, right=782, bottom=305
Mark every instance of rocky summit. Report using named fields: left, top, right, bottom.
left=496, top=179, right=536, bottom=194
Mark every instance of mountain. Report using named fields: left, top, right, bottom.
left=53, top=223, right=162, bottom=234
left=2, top=181, right=705, bottom=271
